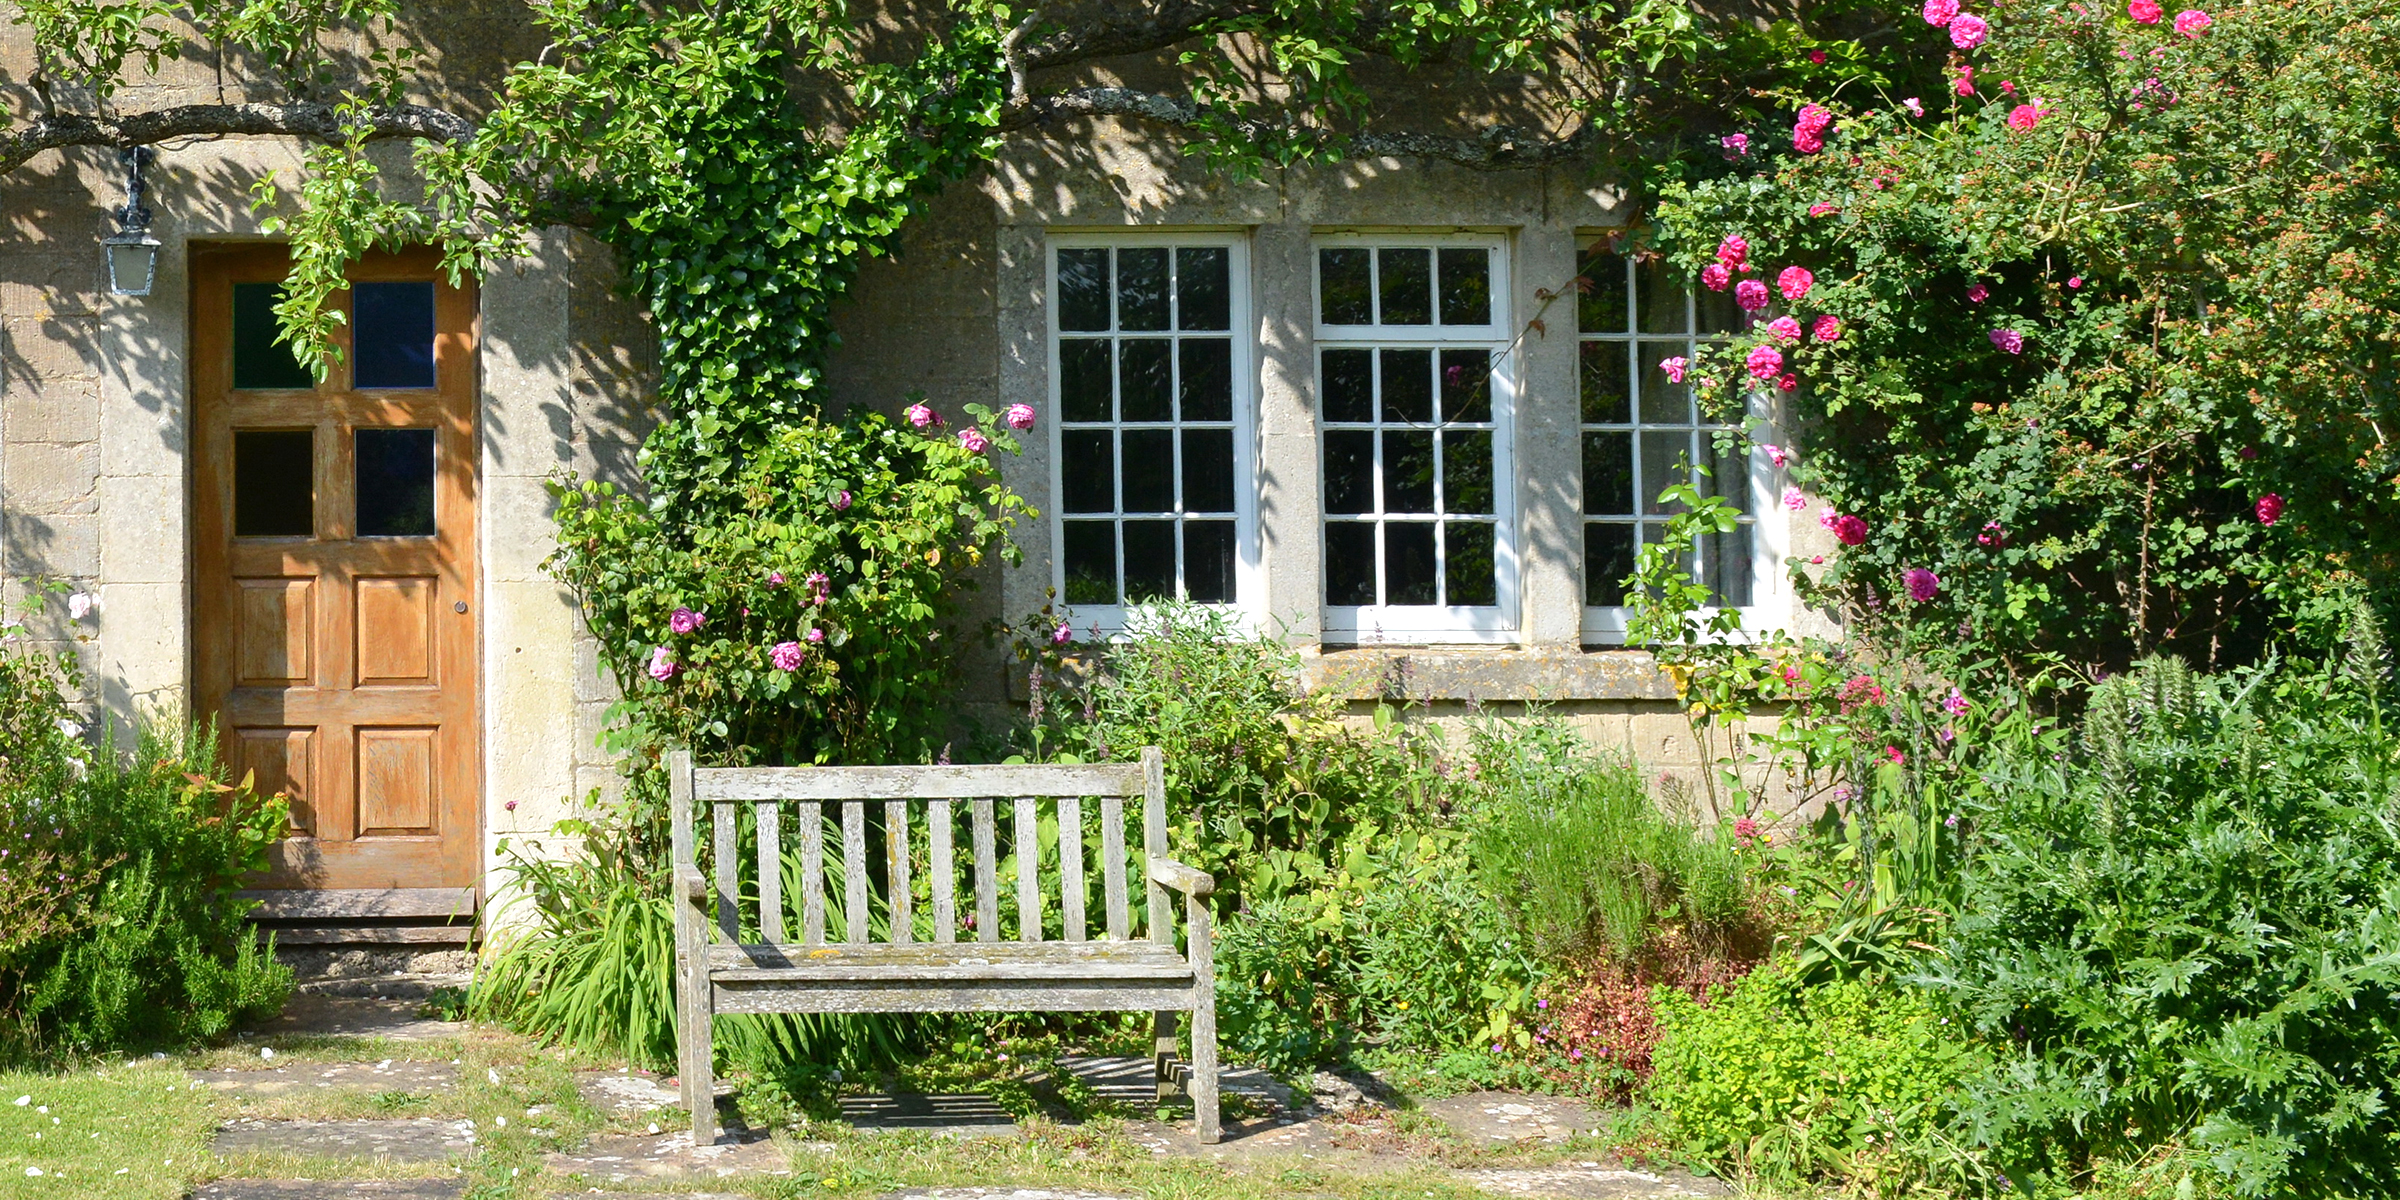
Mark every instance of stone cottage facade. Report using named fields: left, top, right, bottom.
left=0, top=7, right=1836, bottom=921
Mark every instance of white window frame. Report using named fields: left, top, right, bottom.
left=1576, top=242, right=1789, bottom=645
left=1046, top=232, right=1260, bottom=635
left=1314, top=232, right=1518, bottom=644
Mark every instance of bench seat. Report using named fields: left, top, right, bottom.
left=706, top=941, right=1197, bottom=1014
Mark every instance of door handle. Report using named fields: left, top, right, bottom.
left=454, top=601, right=468, bottom=614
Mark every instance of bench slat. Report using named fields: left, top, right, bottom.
left=801, top=801, right=826, bottom=946
left=972, top=799, right=998, bottom=944
left=930, top=798, right=955, bottom=944
left=1059, top=797, right=1085, bottom=942
left=1014, top=797, right=1041, bottom=943
left=713, top=982, right=1196, bottom=1016
left=713, top=801, right=738, bottom=943
left=886, top=799, right=912, bottom=945
left=694, top=763, right=1144, bottom=801
left=758, top=802, right=784, bottom=944
left=1144, top=752, right=1168, bottom=946
left=707, top=939, right=1189, bottom=972
left=1103, top=795, right=1128, bottom=941
left=843, top=800, right=869, bottom=945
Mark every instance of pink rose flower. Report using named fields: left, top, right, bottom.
left=904, top=402, right=936, bottom=428
left=1967, top=282, right=1990, bottom=303
left=1950, top=12, right=1989, bottom=49
left=1660, top=356, right=1690, bottom=383
left=2008, top=104, right=2045, bottom=131
left=1735, top=279, right=1771, bottom=311
left=768, top=571, right=786, bottom=586
left=1942, top=690, right=1971, bottom=716
left=1745, top=345, right=1785, bottom=379
left=770, top=641, right=805, bottom=672
left=669, top=607, right=704, bottom=635
left=833, top=489, right=853, bottom=510
left=2255, top=493, right=2284, bottom=525
left=1720, top=133, right=1750, bottom=158
left=1716, top=234, right=1750, bottom=267
left=1764, top=444, right=1793, bottom=466
left=1903, top=97, right=1924, bottom=117
left=2173, top=8, right=2211, bottom=35
left=1978, top=520, right=2005, bottom=546
left=1777, top=373, right=1800, bottom=392
left=958, top=427, right=990, bottom=453
left=806, top=627, right=826, bottom=644
left=1923, top=0, right=1959, bottom=24
left=1765, top=316, right=1802, bottom=343
left=1904, top=567, right=1941, bottom=602
left=1808, top=49, right=1827, bottom=64
left=1777, top=266, right=1815, bottom=301
left=1700, top=262, right=1733, bottom=292
left=1819, top=506, right=1841, bottom=530
left=1811, top=314, right=1843, bottom=342
left=806, top=572, right=831, bottom=605
left=1989, top=328, right=2024, bottom=354
left=1808, top=201, right=1841, bottom=217
left=1003, top=403, right=1037, bottom=430
left=1051, top=622, right=1073, bottom=645
left=2068, top=276, right=2083, bottom=289
left=1791, top=105, right=1834, bottom=154
left=1782, top=485, right=1807, bottom=510
left=647, top=646, right=677, bottom=682
left=1954, top=64, right=1976, bottom=96
left=1833, top=514, right=1870, bottom=545
left=2128, top=0, right=2162, bottom=20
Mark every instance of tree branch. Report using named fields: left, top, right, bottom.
left=1008, top=85, right=1598, bottom=170
left=0, top=101, right=476, bottom=175
left=1019, top=0, right=1273, bottom=70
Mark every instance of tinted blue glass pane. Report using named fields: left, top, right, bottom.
left=355, top=429, right=436, bottom=537
left=352, top=282, right=436, bottom=389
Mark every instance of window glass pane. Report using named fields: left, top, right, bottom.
left=1383, top=431, right=1434, bottom=514
left=1636, top=258, right=1690, bottom=334
left=1319, top=249, right=1372, bottom=325
left=1117, top=248, right=1169, bottom=331
left=1122, top=520, right=1176, bottom=601
left=233, top=429, right=314, bottom=537
left=1641, top=431, right=1691, bottom=514
left=1582, top=431, right=1633, bottom=516
left=1057, top=249, right=1111, bottom=331
left=1580, top=340, right=1630, bottom=423
left=1121, top=430, right=1175, bottom=512
left=1701, top=437, right=1747, bottom=504
left=351, top=282, right=435, bottom=389
left=1384, top=523, right=1438, bottom=604
left=1176, top=247, right=1230, bottom=331
left=1440, top=349, right=1490, bottom=423
left=1059, top=340, right=1113, bottom=422
left=1323, top=431, right=1375, bottom=515
left=1181, top=428, right=1235, bottom=514
left=1063, top=522, right=1117, bottom=604
left=1179, top=339, right=1232, bottom=421
left=1061, top=430, right=1115, bottom=513
left=1378, top=248, right=1431, bottom=325
left=1585, top=523, right=1635, bottom=606
left=1118, top=339, right=1172, bottom=421
left=1321, top=349, right=1374, bottom=422
left=354, top=428, right=436, bottom=537
left=1578, top=251, right=1628, bottom=335
left=1445, top=522, right=1497, bottom=605
left=1325, top=523, right=1378, bottom=606
left=1185, top=521, right=1237, bottom=603
left=1638, top=341, right=1693, bottom=424
left=1380, top=348, right=1432, bottom=423
left=232, top=283, right=315, bottom=389
left=1698, top=284, right=1745, bottom=334
left=1443, top=430, right=1492, bottom=515
left=1705, top=525, right=1755, bottom=608
left=1438, top=248, right=1491, bottom=326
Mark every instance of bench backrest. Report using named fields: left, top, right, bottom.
left=668, top=747, right=1169, bottom=948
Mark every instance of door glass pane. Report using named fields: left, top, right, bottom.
left=1323, top=431, right=1375, bottom=515
left=1120, top=430, right=1175, bottom=512
left=1445, top=521, right=1497, bottom=605
left=1325, top=523, right=1377, bottom=606
left=232, top=283, right=315, bottom=389
left=1118, top=339, right=1173, bottom=421
left=1586, top=523, right=1635, bottom=606
left=1057, top=249, right=1111, bottom=331
left=354, top=428, right=436, bottom=537
left=1181, top=428, right=1235, bottom=514
left=1319, top=249, right=1372, bottom=324
left=1117, top=249, right=1170, bottom=331
left=1179, top=339, right=1232, bottom=421
left=1438, top=248, right=1491, bottom=326
left=1441, top=349, right=1490, bottom=423
left=1380, top=349, right=1432, bottom=423
left=233, top=429, right=314, bottom=537
left=1063, top=522, right=1117, bottom=604
left=1321, top=349, right=1374, bottom=422
left=1176, top=247, right=1230, bottom=331
left=1185, top=521, right=1236, bottom=603
left=351, top=282, right=435, bottom=389
left=1059, top=340, right=1114, bottom=422
left=1122, top=520, right=1176, bottom=601
left=1383, top=431, right=1434, bottom=514
left=1061, top=430, right=1115, bottom=513
left=1384, top=523, right=1437, bottom=604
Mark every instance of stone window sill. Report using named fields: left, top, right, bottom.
left=1300, top=644, right=1677, bottom=702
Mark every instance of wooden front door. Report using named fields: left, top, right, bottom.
left=192, top=244, right=481, bottom=893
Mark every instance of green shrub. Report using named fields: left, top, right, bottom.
left=1214, top=893, right=1351, bottom=1077
left=1648, top=960, right=1975, bottom=1180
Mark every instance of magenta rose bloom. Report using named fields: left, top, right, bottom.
left=2173, top=8, right=2210, bottom=35
left=669, top=607, right=704, bottom=635
left=957, top=427, right=990, bottom=453
left=1950, top=12, right=1988, bottom=48
left=647, top=646, right=677, bottom=682
left=1719, top=134, right=1750, bottom=158
left=904, top=402, right=936, bottom=428
left=1777, top=373, right=1800, bottom=393
left=1765, top=316, right=1802, bottom=343
left=1003, top=403, right=1037, bottom=430
left=1923, top=0, right=1959, bottom=24
left=2007, top=104, right=2047, bottom=131
left=806, top=627, right=827, bottom=644
left=1811, top=315, right=1843, bottom=342
left=1833, top=514, right=1870, bottom=546
left=1777, top=266, right=1816, bottom=302
left=1746, top=345, right=1785, bottom=380
left=770, top=641, right=805, bottom=672
left=2255, top=493, right=2284, bottom=525
left=833, top=489, right=853, bottom=510
left=1660, top=356, right=1690, bottom=383
left=1989, top=328, right=2025, bottom=354
left=1903, top=567, right=1941, bottom=602
left=1736, top=279, right=1771, bottom=311
left=1716, top=234, right=1750, bottom=267
left=1051, top=622, right=1073, bottom=645
left=2128, top=0, right=2162, bottom=21
left=806, top=572, right=831, bottom=605
left=1700, top=262, right=1733, bottom=292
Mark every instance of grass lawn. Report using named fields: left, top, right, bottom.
left=0, top=1060, right=219, bottom=1200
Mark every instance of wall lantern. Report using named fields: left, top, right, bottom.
left=103, top=146, right=160, bottom=297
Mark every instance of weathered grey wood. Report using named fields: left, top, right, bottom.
left=886, top=799, right=912, bottom=945
left=757, top=802, right=784, bottom=945
left=260, top=925, right=474, bottom=945
left=843, top=800, right=869, bottom=945
left=1014, top=796, right=1041, bottom=943
left=1154, top=1011, right=1179, bottom=1102
left=800, top=801, right=825, bottom=946
left=694, top=763, right=1146, bottom=802
left=714, top=982, right=1196, bottom=1015
left=236, top=887, right=477, bottom=920
left=1143, top=747, right=1168, bottom=945
left=713, top=801, right=738, bottom=943
left=707, top=939, right=1191, bottom=977
left=1149, top=857, right=1214, bottom=897
left=1058, top=797, right=1085, bottom=942
left=1102, top=795, right=1128, bottom=941
left=667, top=750, right=698, bottom=1122
left=1187, top=887, right=1220, bottom=1144
left=930, top=798, right=955, bottom=944
left=972, top=799, right=999, bottom=944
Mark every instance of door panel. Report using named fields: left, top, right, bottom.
left=193, top=244, right=480, bottom=893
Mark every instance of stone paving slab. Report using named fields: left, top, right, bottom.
left=1459, top=1166, right=1732, bottom=1198
left=881, top=1191, right=1139, bottom=1200
left=195, top=1060, right=458, bottom=1098
left=191, top=1181, right=464, bottom=1199
left=211, top=1118, right=477, bottom=1163
left=541, top=1128, right=790, bottom=1182
left=248, top=995, right=464, bottom=1041
left=1418, top=1092, right=1601, bottom=1144
left=574, top=1068, right=683, bottom=1115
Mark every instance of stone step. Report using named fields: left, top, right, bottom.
left=210, top=1117, right=476, bottom=1163
left=193, top=1183, right=465, bottom=1199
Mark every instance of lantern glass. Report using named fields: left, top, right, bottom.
left=105, top=234, right=159, bottom=297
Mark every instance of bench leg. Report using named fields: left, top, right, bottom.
left=684, top=962, right=717, bottom=1146
left=1192, top=996, right=1219, bottom=1143
left=1152, top=1010, right=1179, bottom=1103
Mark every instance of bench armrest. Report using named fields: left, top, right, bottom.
left=1148, top=856, right=1215, bottom=898
left=673, top=865, right=711, bottom=909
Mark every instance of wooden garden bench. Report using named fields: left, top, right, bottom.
left=667, top=747, right=1219, bottom=1144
